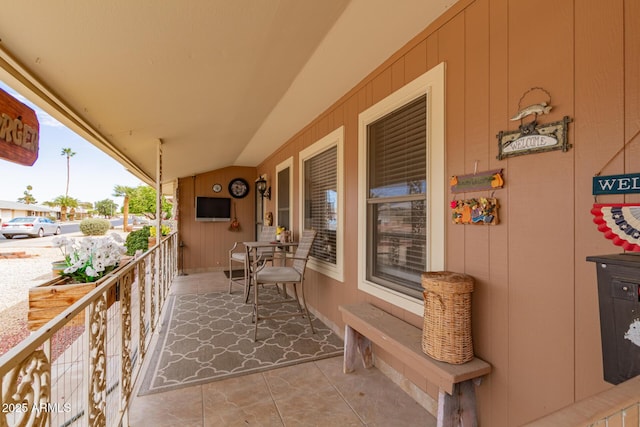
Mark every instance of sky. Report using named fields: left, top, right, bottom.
left=0, top=81, right=144, bottom=210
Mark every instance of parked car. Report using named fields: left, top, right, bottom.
left=1, top=216, right=61, bottom=239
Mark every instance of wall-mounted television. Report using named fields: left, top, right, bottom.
left=195, top=196, right=231, bottom=222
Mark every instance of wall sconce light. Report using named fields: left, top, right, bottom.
left=256, top=176, right=270, bottom=200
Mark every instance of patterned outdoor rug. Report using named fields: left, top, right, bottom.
left=137, top=287, right=343, bottom=395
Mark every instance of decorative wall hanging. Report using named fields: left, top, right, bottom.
left=450, top=169, right=504, bottom=193
left=593, top=173, right=640, bottom=195
left=591, top=204, right=640, bottom=252
left=497, top=87, right=572, bottom=160
left=0, top=88, right=40, bottom=166
left=592, top=126, right=640, bottom=194
left=451, top=198, right=499, bottom=225
left=228, top=177, right=249, bottom=198
left=229, top=202, right=241, bottom=231
left=590, top=127, right=640, bottom=250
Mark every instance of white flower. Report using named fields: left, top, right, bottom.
left=56, top=234, right=125, bottom=282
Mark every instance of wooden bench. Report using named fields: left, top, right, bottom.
left=339, top=303, right=491, bottom=427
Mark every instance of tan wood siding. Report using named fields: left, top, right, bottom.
left=178, top=0, right=639, bottom=424
left=178, top=166, right=257, bottom=273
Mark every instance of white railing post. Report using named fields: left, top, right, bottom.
left=137, top=259, right=147, bottom=361
left=120, top=270, right=133, bottom=423
left=150, top=252, right=156, bottom=332
left=86, top=294, right=107, bottom=426
left=155, top=139, right=163, bottom=315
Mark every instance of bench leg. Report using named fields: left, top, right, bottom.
left=437, top=380, right=478, bottom=427
left=343, top=324, right=373, bottom=373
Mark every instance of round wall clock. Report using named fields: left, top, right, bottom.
left=212, top=183, right=222, bottom=193
left=228, top=178, right=249, bottom=198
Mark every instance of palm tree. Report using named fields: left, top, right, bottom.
left=61, top=148, right=76, bottom=199
left=113, top=185, right=136, bottom=231
left=17, top=185, right=37, bottom=204
left=51, top=195, right=78, bottom=222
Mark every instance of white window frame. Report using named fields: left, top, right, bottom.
left=357, top=63, right=445, bottom=316
left=275, top=156, right=293, bottom=232
left=299, top=126, right=344, bottom=282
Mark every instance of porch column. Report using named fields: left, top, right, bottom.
left=156, top=139, right=163, bottom=303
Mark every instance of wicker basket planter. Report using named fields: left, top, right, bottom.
left=421, top=271, right=474, bottom=364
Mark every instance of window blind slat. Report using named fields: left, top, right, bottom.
left=368, top=96, right=427, bottom=194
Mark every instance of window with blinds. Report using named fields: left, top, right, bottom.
left=303, top=145, right=338, bottom=264
left=299, top=126, right=344, bottom=282
left=366, top=94, right=427, bottom=297
left=277, top=166, right=290, bottom=230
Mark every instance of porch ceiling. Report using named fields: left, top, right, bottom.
left=0, top=0, right=455, bottom=188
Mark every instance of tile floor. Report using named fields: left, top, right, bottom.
left=128, top=272, right=435, bottom=426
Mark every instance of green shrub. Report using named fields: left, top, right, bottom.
left=125, top=226, right=150, bottom=255
left=79, top=218, right=111, bottom=235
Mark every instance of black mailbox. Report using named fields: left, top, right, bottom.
left=586, top=254, right=640, bottom=385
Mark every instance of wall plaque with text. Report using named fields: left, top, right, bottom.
left=0, top=88, right=39, bottom=166
left=593, top=173, right=640, bottom=195
left=497, top=116, right=572, bottom=160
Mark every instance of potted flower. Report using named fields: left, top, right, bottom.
left=28, top=233, right=128, bottom=331
left=52, top=233, right=126, bottom=283
left=148, top=224, right=171, bottom=246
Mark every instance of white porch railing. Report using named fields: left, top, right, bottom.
left=0, top=232, right=178, bottom=427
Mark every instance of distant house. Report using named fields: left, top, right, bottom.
left=0, top=200, right=58, bottom=223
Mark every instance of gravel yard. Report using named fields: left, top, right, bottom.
left=0, top=247, right=62, bottom=311
left=0, top=246, right=62, bottom=355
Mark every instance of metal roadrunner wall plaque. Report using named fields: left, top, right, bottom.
left=497, top=116, right=572, bottom=160
left=497, top=87, right=573, bottom=160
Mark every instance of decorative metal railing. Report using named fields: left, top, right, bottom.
left=0, top=232, right=178, bottom=427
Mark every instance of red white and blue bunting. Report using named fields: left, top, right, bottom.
left=591, top=204, right=640, bottom=252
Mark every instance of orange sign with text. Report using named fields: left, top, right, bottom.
left=0, top=88, right=39, bottom=166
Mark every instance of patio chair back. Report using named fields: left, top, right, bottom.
left=256, top=226, right=277, bottom=256
left=292, top=229, right=317, bottom=274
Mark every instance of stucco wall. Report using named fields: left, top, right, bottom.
left=177, top=0, right=640, bottom=424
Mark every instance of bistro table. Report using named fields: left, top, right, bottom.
left=242, top=240, right=298, bottom=302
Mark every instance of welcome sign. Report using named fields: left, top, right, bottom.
left=593, top=173, right=640, bottom=195
left=0, top=88, right=39, bottom=166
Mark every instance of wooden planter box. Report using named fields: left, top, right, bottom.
left=28, top=259, right=133, bottom=331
